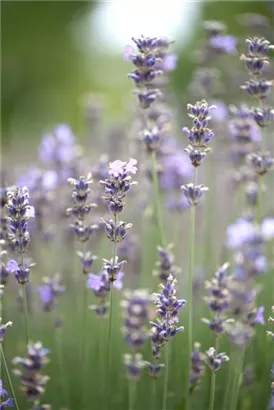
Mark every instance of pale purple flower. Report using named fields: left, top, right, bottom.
left=226, top=219, right=256, bottom=249
left=210, top=100, right=228, bottom=122
left=109, top=158, right=137, bottom=177
left=161, top=151, right=193, bottom=191
left=124, top=44, right=133, bottom=61
left=262, top=218, right=274, bottom=240
left=253, top=306, right=265, bottom=325
left=42, top=171, right=58, bottom=190
left=210, top=35, right=238, bottom=54
left=6, top=259, right=19, bottom=273
left=163, top=53, right=178, bottom=71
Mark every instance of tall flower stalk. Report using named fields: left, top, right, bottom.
left=125, top=35, right=175, bottom=248
left=5, top=187, right=35, bottom=343
left=150, top=274, right=185, bottom=410
left=100, top=158, right=138, bottom=409
left=121, top=289, right=152, bottom=410
left=181, top=100, right=216, bottom=409
left=202, top=263, right=230, bottom=410
left=240, top=37, right=274, bottom=223
left=66, top=172, right=98, bottom=406
left=0, top=318, right=18, bottom=409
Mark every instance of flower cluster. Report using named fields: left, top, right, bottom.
left=205, top=347, right=229, bottom=372
left=182, top=100, right=216, bottom=167
left=126, top=35, right=174, bottom=109
left=202, top=263, right=230, bottom=336
left=153, top=244, right=179, bottom=283
left=189, top=342, right=206, bottom=391
left=67, top=173, right=98, bottom=273
left=5, top=187, right=35, bottom=284
left=181, top=100, right=215, bottom=206
left=121, top=289, right=153, bottom=380
left=0, top=380, right=14, bottom=409
left=13, top=342, right=50, bottom=404
left=150, top=274, right=185, bottom=359
left=87, top=257, right=125, bottom=316
left=38, top=273, right=65, bottom=312
left=0, top=318, right=12, bottom=343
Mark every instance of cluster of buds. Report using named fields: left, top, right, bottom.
left=13, top=342, right=50, bottom=404
left=0, top=380, right=14, bottom=408
left=0, top=318, right=12, bottom=343
left=189, top=342, right=205, bottom=391
left=100, top=159, right=137, bottom=284
left=5, top=187, right=35, bottom=284
left=67, top=173, right=98, bottom=273
left=38, top=273, right=65, bottom=312
left=153, top=244, right=179, bottom=283
left=202, top=263, right=230, bottom=336
left=182, top=100, right=216, bottom=167
left=121, top=289, right=153, bottom=380
left=87, top=257, right=125, bottom=316
left=205, top=347, right=229, bottom=372
left=181, top=100, right=215, bottom=206
left=126, top=36, right=174, bottom=109
left=0, top=246, right=9, bottom=285
left=240, top=37, right=274, bottom=186
left=150, top=274, right=185, bottom=359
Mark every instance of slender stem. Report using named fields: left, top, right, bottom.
left=105, top=212, right=118, bottom=409
left=162, top=343, right=169, bottom=410
left=229, top=349, right=245, bottom=410
left=209, top=338, right=220, bottom=410
left=256, top=178, right=262, bottom=223
left=1, top=345, right=20, bottom=410
left=22, top=284, right=29, bottom=344
left=185, top=168, right=197, bottom=410
left=151, top=378, right=157, bottom=410
left=129, top=380, right=137, bottom=410
left=106, top=283, right=114, bottom=410
left=151, top=150, right=165, bottom=247
left=223, top=354, right=233, bottom=410
left=55, top=328, right=70, bottom=408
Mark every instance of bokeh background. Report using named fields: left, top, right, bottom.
left=2, top=0, right=273, bottom=150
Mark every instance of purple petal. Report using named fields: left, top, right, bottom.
left=6, top=260, right=19, bottom=273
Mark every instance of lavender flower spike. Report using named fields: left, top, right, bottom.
left=151, top=274, right=185, bottom=358
left=205, top=347, right=229, bottom=372
left=190, top=342, right=205, bottom=390
left=181, top=183, right=209, bottom=206
left=0, top=380, right=14, bottom=408
left=0, top=319, right=12, bottom=343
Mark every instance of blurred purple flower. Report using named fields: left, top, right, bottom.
left=226, top=219, right=255, bottom=248
left=210, top=35, right=238, bottom=54
left=210, top=100, right=228, bottom=122
left=253, top=306, right=265, bottom=325
left=124, top=44, right=133, bottom=61
left=262, top=218, right=274, bottom=240
left=163, top=54, right=178, bottom=71
left=6, top=259, right=19, bottom=273
left=161, top=151, right=193, bottom=191
left=42, top=171, right=58, bottom=190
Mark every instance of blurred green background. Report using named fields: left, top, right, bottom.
left=1, top=1, right=272, bottom=147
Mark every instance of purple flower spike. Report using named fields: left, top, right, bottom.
left=0, top=380, right=14, bottom=408
left=210, top=35, right=238, bottom=54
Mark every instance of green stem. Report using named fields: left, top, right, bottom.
left=256, top=178, right=262, bottom=223
left=106, top=283, right=114, bottom=410
left=105, top=212, right=118, bottom=409
left=229, top=349, right=245, bottom=410
left=1, top=345, right=20, bottom=410
left=22, top=284, right=29, bottom=344
left=223, top=354, right=233, bottom=410
left=162, top=343, right=169, bottom=410
left=151, top=378, right=157, bottom=410
left=185, top=168, right=197, bottom=410
left=129, top=380, right=137, bottom=410
left=209, top=338, right=220, bottom=410
left=55, top=328, right=70, bottom=408
left=151, top=150, right=165, bottom=247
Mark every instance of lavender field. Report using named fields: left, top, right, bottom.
left=1, top=4, right=274, bottom=410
